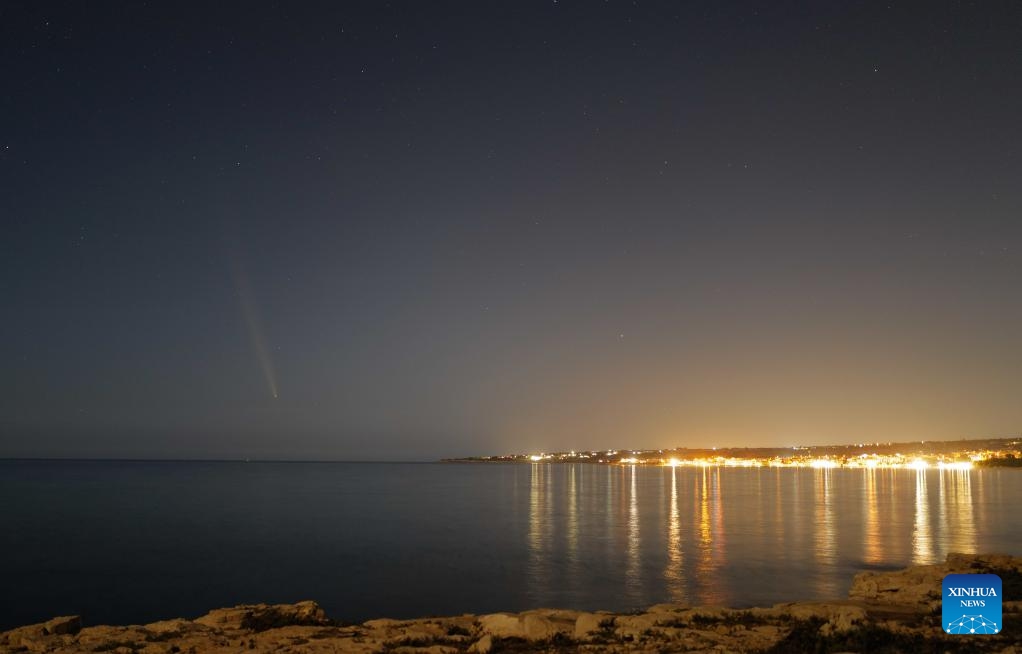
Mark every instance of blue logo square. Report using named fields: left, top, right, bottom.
left=942, top=573, right=1002, bottom=635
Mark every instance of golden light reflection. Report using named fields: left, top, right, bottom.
left=513, top=460, right=997, bottom=614
left=567, top=465, right=579, bottom=569
left=774, top=467, right=784, bottom=551
left=694, top=466, right=725, bottom=604
left=664, top=466, right=686, bottom=601
left=813, top=467, right=838, bottom=596
left=754, top=468, right=766, bottom=559
left=862, top=468, right=883, bottom=565
left=527, top=463, right=547, bottom=596
left=885, top=470, right=908, bottom=562
left=604, top=465, right=614, bottom=563
left=790, top=470, right=805, bottom=556
left=947, top=469, right=977, bottom=554
left=625, top=465, right=641, bottom=603
left=938, top=468, right=948, bottom=552
left=698, top=468, right=711, bottom=566
left=912, top=469, right=934, bottom=564
left=711, top=468, right=726, bottom=567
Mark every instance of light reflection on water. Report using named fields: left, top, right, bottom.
left=566, top=465, right=579, bottom=586
left=863, top=469, right=882, bottom=564
left=813, top=468, right=838, bottom=596
left=663, top=467, right=686, bottom=602
left=524, top=465, right=990, bottom=609
left=625, top=465, right=642, bottom=604
left=2, top=461, right=1020, bottom=628
left=913, top=468, right=932, bottom=564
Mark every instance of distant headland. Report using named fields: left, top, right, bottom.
left=444, top=436, right=1022, bottom=469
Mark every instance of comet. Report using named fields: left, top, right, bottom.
left=229, top=249, right=279, bottom=400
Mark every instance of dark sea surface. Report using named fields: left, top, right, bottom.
left=2, top=460, right=1020, bottom=630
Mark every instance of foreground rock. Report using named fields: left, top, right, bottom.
left=849, top=552, right=1022, bottom=611
left=3, top=554, right=1021, bottom=654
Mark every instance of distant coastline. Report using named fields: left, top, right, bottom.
left=444, top=436, right=1022, bottom=469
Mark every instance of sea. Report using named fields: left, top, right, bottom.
left=2, top=459, right=1020, bottom=630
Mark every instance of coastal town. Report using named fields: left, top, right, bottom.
left=448, top=437, right=1022, bottom=470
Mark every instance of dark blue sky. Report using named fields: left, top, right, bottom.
left=2, top=1, right=1020, bottom=459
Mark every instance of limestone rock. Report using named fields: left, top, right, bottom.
left=614, top=612, right=661, bottom=638
left=1, top=615, right=81, bottom=650
left=467, top=633, right=492, bottom=654
left=848, top=552, right=1022, bottom=609
left=475, top=610, right=576, bottom=642
left=521, top=611, right=574, bottom=639
left=42, top=615, right=81, bottom=636
left=195, top=600, right=329, bottom=632
left=380, top=621, right=446, bottom=645
left=390, top=647, right=458, bottom=654
left=774, top=602, right=866, bottom=632
left=574, top=612, right=609, bottom=638
left=2, top=557, right=1021, bottom=654
left=362, top=617, right=406, bottom=629
left=476, top=612, right=522, bottom=638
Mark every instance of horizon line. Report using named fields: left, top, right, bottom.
left=2, top=435, right=1018, bottom=465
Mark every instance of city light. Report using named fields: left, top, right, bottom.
left=469, top=438, right=1020, bottom=469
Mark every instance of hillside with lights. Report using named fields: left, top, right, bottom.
left=447, top=437, right=1022, bottom=470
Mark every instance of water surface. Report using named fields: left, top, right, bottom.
left=2, top=460, right=1019, bottom=630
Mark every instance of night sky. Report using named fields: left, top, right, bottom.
left=3, top=2, right=1020, bottom=460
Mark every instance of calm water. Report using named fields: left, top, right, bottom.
left=2, top=460, right=1021, bottom=630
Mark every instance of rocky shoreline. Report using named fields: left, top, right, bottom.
left=3, top=554, right=1020, bottom=654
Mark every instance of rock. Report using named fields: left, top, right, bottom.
left=753, top=624, right=781, bottom=638
left=848, top=552, right=1022, bottom=609
left=574, top=612, right=609, bottom=638
left=43, top=615, right=81, bottom=635
left=363, top=618, right=406, bottom=629
left=848, top=566, right=941, bottom=606
left=614, top=612, right=661, bottom=638
left=946, top=552, right=1021, bottom=573
left=518, top=614, right=552, bottom=640
left=467, top=634, right=493, bottom=654
left=379, top=622, right=446, bottom=645
left=828, top=605, right=867, bottom=632
left=1, top=625, right=45, bottom=649
left=476, top=613, right=522, bottom=638
left=2, top=556, right=1021, bottom=654
left=0, top=615, right=81, bottom=650
left=73, top=625, right=153, bottom=653
left=438, top=615, right=477, bottom=636
left=774, top=602, right=866, bottom=633
left=195, top=600, right=329, bottom=631
left=689, top=606, right=729, bottom=622
left=143, top=619, right=198, bottom=639
left=476, top=611, right=573, bottom=641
